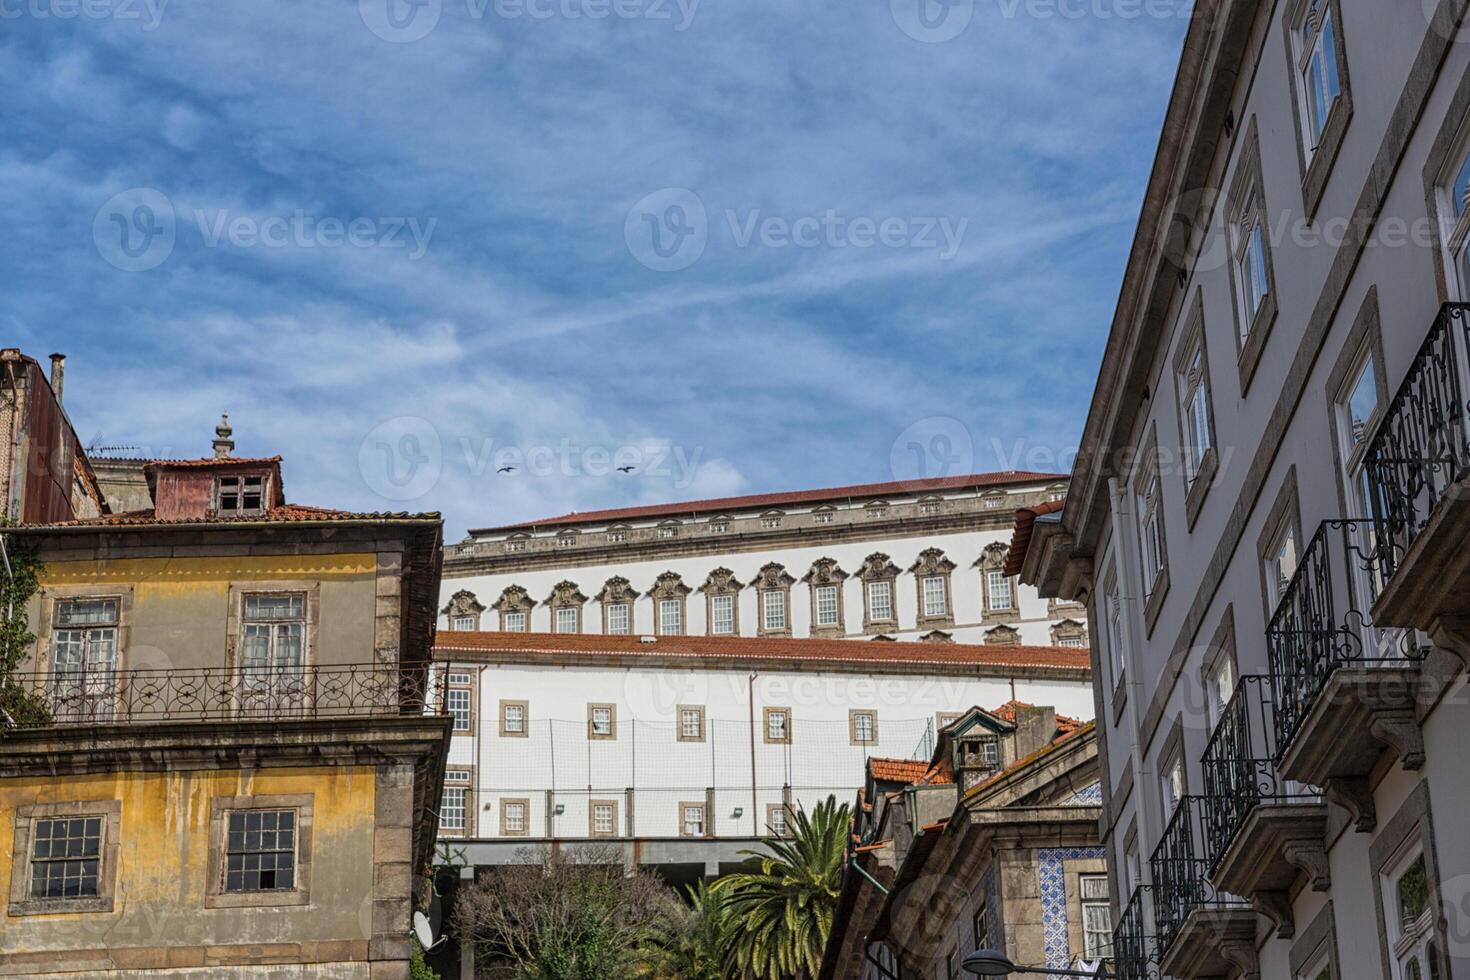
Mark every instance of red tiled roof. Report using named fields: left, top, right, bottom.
left=991, top=698, right=1084, bottom=734
left=434, top=631, right=1091, bottom=672
left=868, top=758, right=935, bottom=783
left=1005, top=498, right=1066, bottom=578
left=144, top=456, right=284, bottom=470
left=470, top=471, right=1067, bottom=534
left=17, top=503, right=441, bottom=529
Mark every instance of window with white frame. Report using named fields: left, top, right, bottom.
left=501, top=701, right=528, bottom=736
left=709, top=593, right=735, bottom=635
left=1081, top=875, right=1113, bottom=960
left=605, top=602, right=630, bottom=635
left=51, top=598, right=121, bottom=721
left=1265, top=521, right=1299, bottom=611
left=1292, top=0, right=1343, bottom=156
left=850, top=709, right=877, bottom=745
left=503, top=611, right=527, bottom=632
left=555, top=606, right=578, bottom=634
left=1104, top=572, right=1124, bottom=683
left=922, top=576, right=947, bottom=618
left=240, top=593, right=306, bottom=712
left=1441, top=135, right=1470, bottom=299
left=447, top=688, right=471, bottom=733
left=1385, top=850, right=1435, bottom=980
left=1178, top=334, right=1214, bottom=486
left=1162, top=754, right=1185, bottom=821
left=979, top=736, right=1000, bottom=769
left=973, top=898, right=990, bottom=951
left=986, top=571, right=1013, bottom=611
left=1057, top=634, right=1085, bottom=649
left=452, top=615, right=476, bottom=631
left=590, top=801, right=617, bottom=838
left=441, top=771, right=470, bottom=832
left=1336, top=350, right=1381, bottom=519
left=866, top=580, right=893, bottom=622
left=765, top=707, right=791, bottom=744
left=762, top=590, right=787, bottom=632
left=1137, top=472, right=1166, bottom=597
left=1206, top=655, right=1236, bottom=731
left=501, top=799, right=528, bottom=836
left=1125, top=841, right=1142, bottom=897
left=1233, top=196, right=1271, bottom=341
left=679, top=706, right=705, bottom=741
left=588, top=704, right=615, bottom=739
left=659, top=599, right=683, bottom=636
left=814, top=585, right=840, bottom=627
left=680, top=803, right=705, bottom=838
left=766, top=803, right=788, bottom=838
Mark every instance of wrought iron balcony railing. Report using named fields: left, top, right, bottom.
left=1149, top=796, right=1242, bottom=955
left=1111, top=885, right=1154, bottom=980
left=1364, top=302, right=1470, bottom=583
left=5, top=662, right=445, bottom=729
left=1199, top=675, right=1315, bottom=870
left=1265, top=519, right=1422, bottom=758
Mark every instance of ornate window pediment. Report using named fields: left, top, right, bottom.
left=492, top=585, right=536, bottom=614
left=595, top=576, right=640, bottom=604
left=648, top=572, right=692, bottom=600
left=546, top=581, right=588, bottom=607
left=920, top=630, right=955, bottom=643
left=974, top=542, right=1010, bottom=571
left=909, top=548, right=957, bottom=576
left=858, top=553, right=900, bottom=581
left=801, top=558, right=848, bottom=585
left=751, top=562, right=796, bottom=590
left=441, top=589, right=485, bottom=618
left=985, top=624, right=1021, bottom=646
left=699, top=568, right=744, bottom=594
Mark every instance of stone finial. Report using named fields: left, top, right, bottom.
left=213, top=412, right=234, bottom=459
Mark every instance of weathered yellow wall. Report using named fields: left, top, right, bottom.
left=30, top=554, right=379, bottom=672
left=0, top=765, right=377, bottom=953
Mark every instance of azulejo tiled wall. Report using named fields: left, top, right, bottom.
left=1038, top=845, right=1105, bottom=969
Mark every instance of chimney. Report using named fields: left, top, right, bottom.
left=213, top=412, right=235, bottom=459
left=1013, top=705, right=1057, bottom=760
left=48, top=354, right=65, bottom=405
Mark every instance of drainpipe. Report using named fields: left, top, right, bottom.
left=748, top=671, right=758, bottom=837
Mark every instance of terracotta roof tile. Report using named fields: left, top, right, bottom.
left=471, top=471, right=1067, bottom=534
left=144, top=456, right=284, bottom=470
left=18, top=503, right=441, bottom=529
left=434, top=631, right=1091, bottom=672
left=1005, top=498, right=1066, bottom=577
left=868, top=758, right=935, bottom=783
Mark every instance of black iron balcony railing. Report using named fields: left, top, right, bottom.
left=1364, top=302, right=1470, bottom=583
left=1199, top=675, right=1314, bottom=870
left=1111, top=886, right=1154, bottom=980
left=1149, top=796, right=1241, bottom=955
left=1266, top=519, right=1421, bottom=758
left=6, top=662, right=445, bottom=728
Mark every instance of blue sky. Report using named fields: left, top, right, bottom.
left=2, top=0, right=1191, bottom=538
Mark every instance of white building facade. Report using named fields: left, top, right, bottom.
left=433, top=631, right=1093, bottom=876
left=439, top=472, right=1087, bottom=648
left=1018, top=3, right=1470, bottom=979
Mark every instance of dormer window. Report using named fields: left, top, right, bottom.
left=216, top=474, right=265, bottom=516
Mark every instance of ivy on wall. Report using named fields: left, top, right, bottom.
left=0, top=536, right=50, bottom=732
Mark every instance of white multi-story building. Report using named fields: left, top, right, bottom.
left=433, top=630, right=1093, bottom=884
left=439, top=472, right=1086, bottom=647
left=1015, top=3, right=1470, bottom=979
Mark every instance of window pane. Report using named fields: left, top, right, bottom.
left=815, top=585, right=839, bottom=626
left=56, top=599, right=119, bottom=627
left=762, top=591, right=786, bottom=630
left=1346, top=357, right=1377, bottom=447
left=660, top=599, right=682, bottom=635
left=867, top=581, right=893, bottom=620
left=710, top=594, right=734, bottom=634
left=1399, top=855, right=1430, bottom=925
left=223, top=809, right=296, bottom=892
left=606, top=603, right=629, bottom=634
left=923, top=576, right=947, bottom=617
left=555, top=607, right=578, bottom=633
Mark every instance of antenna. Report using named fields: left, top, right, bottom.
left=412, top=910, right=446, bottom=951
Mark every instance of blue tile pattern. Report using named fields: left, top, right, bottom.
left=1063, top=782, right=1103, bottom=805
left=1038, top=846, right=1105, bottom=970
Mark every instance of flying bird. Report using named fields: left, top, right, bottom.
left=617, top=465, right=636, bottom=473
left=497, top=466, right=516, bottom=473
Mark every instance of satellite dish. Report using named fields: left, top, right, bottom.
left=413, top=910, right=446, bottom=951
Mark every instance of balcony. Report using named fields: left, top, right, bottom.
left=1199, top=675, right=1327, bottom=938
left=1110, top=886, right=1155, bottom=980
left=1365, top=302, right=1470, bottom=662
left=1148, top=797, right=1255, bottom=978
left=1266, top=519, right=1426, bottom=831
left=4, top=663, right=444, bottom=729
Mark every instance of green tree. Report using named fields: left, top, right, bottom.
left=647, top=880, right=733, bottom=980
left=715, top=796, right=850, bottom=980
left=0, top=539, right=48, bottom=733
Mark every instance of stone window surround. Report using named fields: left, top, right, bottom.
left=493, top=585, right=536, bottom=632
left=440, top=766, right=476, bottom=838
left=679, top=801, right=709, bottom=839
left=546, top=581, right=588, bottom=634
left=648, top=572, right=692, bottom=636
left=859, top=553, right=901, bottom=635
left=1197, top=606, right=1240, bottom=726
left=588, top=799, right=620, bottom=839
left=676, top=703, right=706, bottom=743
left=763, top=706, right=792, bottom=745
left=204, top=793, right=313, bottom=910
left=1131, top=424, right=1170, bottom=638
left=499, top=699, right=530, bottom=738
left=764, top=803, right=791, bottom=838
left=1288, top=901, right=1340, bottom=980
left=803, top=558, right=849, bottom=637
left=752, top=563, right=795, bottom=638
left=500, top=797, right=531, bottom=837
left=226, top=581, right=321, bottom=683
left=1323, top=289, right=1390, bottom=517
left=446, top=667, right=477, bottom=736
left=909, top=548, right=957, bottom=630
left=7, top=799, right=122, bottom=916
left=595, top=577, right=640, bottom=636
left=1155, top=716, right=1189, bottom=824
left=699, top=568, right=744, bottom=637
left=33, top=584, right=136, bottom=677
left=1422, top=73, right=1470, bottom=304
left=1368, top=782, right=1449, bottom=980
left=984, top=625, right=1021, bottom=647
left=1282, top=0, right=1354, bottom=221
left=976, top=543, right=1019, bottom=624
left=441, top=589, right=486, bottom=630
left=1226, top=117, right=1280, bottom=394
left=848, top=708, right=879, bottom=746
left=1049, top=619, right=1087, bottom=647
left=1255, top=466, right=1304, bottom=626
left=587, top=702, right=617, bottom=741
left=1172, top=287, right=1220, bottom=530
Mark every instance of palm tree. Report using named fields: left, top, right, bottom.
left=715, top=796, right=851, bottom=980
left=647, top=880, right=733, bottom=980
